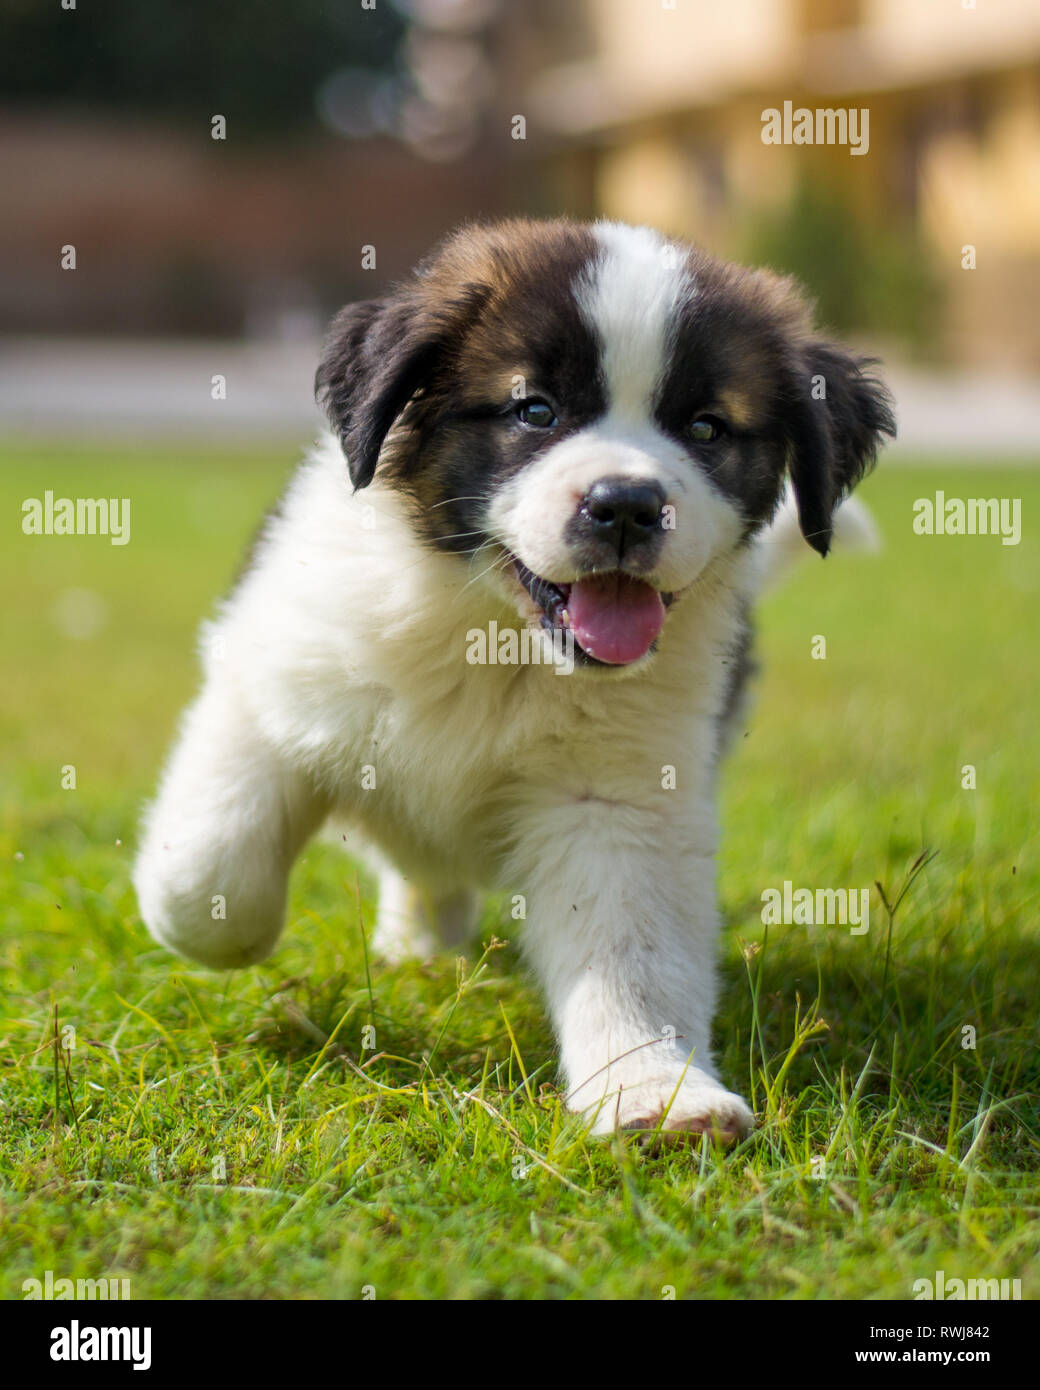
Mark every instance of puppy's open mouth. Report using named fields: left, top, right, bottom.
left=512, top=560, right=674, bottom=666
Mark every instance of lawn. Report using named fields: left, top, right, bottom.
left=1, top=438, right=1038, bottom=1301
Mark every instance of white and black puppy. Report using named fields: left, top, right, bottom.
left=134, top=219, right=894, bottom=1141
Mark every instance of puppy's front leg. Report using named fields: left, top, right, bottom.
left=134, top=675, right=326, bottom=968
left=515, top=804, right=753, bottom=1141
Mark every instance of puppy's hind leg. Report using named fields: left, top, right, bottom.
left=134, top=680, right=327, bottom=968
left=371, top=865, right=478, bottom=962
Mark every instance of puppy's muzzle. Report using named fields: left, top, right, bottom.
left=569, top=476, right=666, bottom=570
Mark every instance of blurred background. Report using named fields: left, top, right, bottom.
left=3, top=4, right=1040, bottom=1306
left=2, top=0, right=1040, bottom=451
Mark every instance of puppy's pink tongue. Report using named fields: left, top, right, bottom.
left=567, top=574, right=666, bottom=665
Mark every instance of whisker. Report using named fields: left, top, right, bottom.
left=426, top=496, right=490, bottom=512
left=381, top=533, right=498, bottom=583
left=431, top=529, right=487, bottom=544
left=458, top=545, right=513, bottom=598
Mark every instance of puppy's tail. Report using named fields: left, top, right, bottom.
left=753, top=487, right=881, bottom=592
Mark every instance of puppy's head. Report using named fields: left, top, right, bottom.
left=316, top=218, right=895, bottom=670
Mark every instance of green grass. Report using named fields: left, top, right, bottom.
left=1, top=439, right=1038, bottom=1300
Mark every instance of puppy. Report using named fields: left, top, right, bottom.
left=134, top=219, right=894, bottom=1140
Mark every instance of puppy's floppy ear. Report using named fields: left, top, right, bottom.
left=315, top=295, right=437, bottom=490
left=315, top=282, right=488, bottom=490
left=785, top=341, right=896, bottom=555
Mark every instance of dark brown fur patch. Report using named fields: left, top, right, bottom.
left=360, top=219, right=609, bottom=555
left=654, top=246, right=894, bottom=552
left=315, top=216, right=894, bottom=562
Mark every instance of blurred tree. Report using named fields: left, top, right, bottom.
left=0, top=0, right=406, bottom=139
left=742, top=180, right=945, bottom=352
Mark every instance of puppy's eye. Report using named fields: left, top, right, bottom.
left=689, top=416, right=725, bottom=443
left=517, top=399, right=558, bottom=429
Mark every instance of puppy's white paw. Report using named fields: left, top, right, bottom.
left=586, top=1071, right=754, bottom=1145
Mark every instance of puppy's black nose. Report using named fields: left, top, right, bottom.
left=579, top=477, right=666, bottom=556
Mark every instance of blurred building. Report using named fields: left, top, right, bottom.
left=0, top=0, right=559, bottom=340
left=529, top=0, right=1040, bottom=367
left=2, top=0, right=1039, bottom=370
left=0, top=115, right=513, bottom=338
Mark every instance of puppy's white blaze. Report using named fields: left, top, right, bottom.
left=579, top=222, right=692, bottom=421
left=487, top=423, right=735, bottom=593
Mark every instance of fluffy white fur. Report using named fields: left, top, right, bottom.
left=135, top=220, right=883, bottom=1141
left=135, top=430, right=758, bottom=1135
